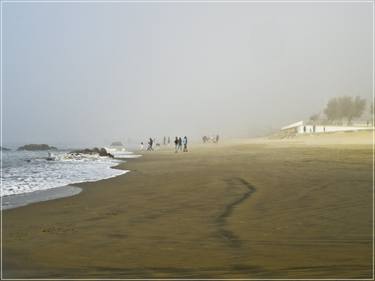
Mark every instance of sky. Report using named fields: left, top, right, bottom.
left=2, top=2, right=373, bottom=147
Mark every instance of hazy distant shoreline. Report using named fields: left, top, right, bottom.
left=2, top=131, right=371, bottom=209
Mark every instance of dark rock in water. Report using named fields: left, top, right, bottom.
left=17, top=144, right=57, bottom=151
left=0, top=146, right=11, bottom=151
left=111, top=141, right=123, bottom=147
left=99, top=148, right=111, bottom=157
left=70, top=147, right=114, bottom=158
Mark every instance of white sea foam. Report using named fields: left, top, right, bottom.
left=104, top=147, right=142, bottom=159
left=1, top=150, right=129, bottom=197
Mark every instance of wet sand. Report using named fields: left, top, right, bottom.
left=2, top=185, right=82, bottom=210
left=3, top=135, right=373, bottom=278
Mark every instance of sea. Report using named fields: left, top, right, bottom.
left=1, top=147, right=140, bottom=207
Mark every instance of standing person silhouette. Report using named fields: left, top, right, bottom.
left=178, top=137, right=182, bottom=151
left=183, top=136, right=188, bottom=152
left=147, top=138, right=154, bottom=151
left=174, top=137, right=179, bottom=153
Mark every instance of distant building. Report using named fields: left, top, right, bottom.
left=281, top=120, right=371, bottom=136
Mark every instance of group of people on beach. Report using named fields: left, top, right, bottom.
left=174, top=136, right=188, bottom=153
left=139, top=138, right=157, bottom=151
left=202, top=134, right=220, bottom=144
left=139, top=134, right=219, bottom=152
left=139, top=136, right=188, bottom=153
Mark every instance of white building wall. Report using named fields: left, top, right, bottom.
left=297, top=125, right=370, bottom=134
left=281, top=121, right=372, bottom=135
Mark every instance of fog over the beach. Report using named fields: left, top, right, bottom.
left=3, top=2, right=373, bottom=146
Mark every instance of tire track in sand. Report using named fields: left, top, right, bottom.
left=216, top=177, right=256, bottom=247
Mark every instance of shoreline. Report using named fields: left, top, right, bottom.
left=3, top=136, right=373, bottom=278
left=2, top=185, right=83, bottom=210
left=2, top=154, right=138, bottom=210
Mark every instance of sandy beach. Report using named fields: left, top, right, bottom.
left=3, top=133, right=373, bottom=279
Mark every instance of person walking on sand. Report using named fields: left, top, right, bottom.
left=147, top=138, right=154, bottom=151
left=140, top=142, right=144, bottom=151
left=183, top=136, right=188, bottom=152
left=178, top=137, right=182, bottom=151
left=174, top=137, right=179, bottom=153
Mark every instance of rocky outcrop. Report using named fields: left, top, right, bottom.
left=70, top=147, right=114, bottom=158
left=18, top=144, right=57, bottom=151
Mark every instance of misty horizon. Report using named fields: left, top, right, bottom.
left=3, top=2, right=373, bottom=147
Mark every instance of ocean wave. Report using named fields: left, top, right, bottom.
left=1, top=150, right=129, bottom=197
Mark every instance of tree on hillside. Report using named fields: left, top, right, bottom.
left=324, top=97, right=341, bottom=122
left=324, top=96, right=366, bottom=124
left=339, top=96, right=353, bottom=122
left=347, top=96, right=366, bottom=124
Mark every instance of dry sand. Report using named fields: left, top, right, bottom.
left=3, top=132, right=373, bottom=278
